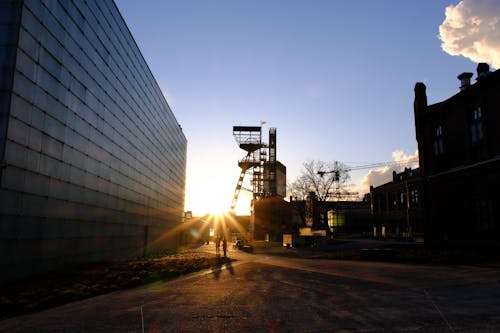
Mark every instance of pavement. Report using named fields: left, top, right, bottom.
left=2, top=242, right=500, bottom=332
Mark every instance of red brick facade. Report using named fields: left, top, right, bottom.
left=414, top=63, right=500, bottom=244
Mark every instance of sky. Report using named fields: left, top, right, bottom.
left=115, top=0, right=500, bottom=216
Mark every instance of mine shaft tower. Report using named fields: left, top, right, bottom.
left=231, top=126, right=281, bottom=211
left=231, top=126, right=265, bottom=211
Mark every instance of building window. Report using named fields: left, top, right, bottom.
left=389, top=192, right=397, bottom=209
left=433, top=125, right=444, bottom=156
left=410, top=189, right=418, bottom=206
left=470, top=107, right=484, bottom=143
left=469, top=106, right=488, bottom=161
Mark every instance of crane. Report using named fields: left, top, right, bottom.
left=317, top=158, right=418, bottom=200
left=318, top=159, right=417, bottom=176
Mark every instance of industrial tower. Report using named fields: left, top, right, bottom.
left=231, top=126, right=264, bottom=212
left=231, top=126, right=285, bottom=211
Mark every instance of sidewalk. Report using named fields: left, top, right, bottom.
left=0, top=244, right=234, bottom=320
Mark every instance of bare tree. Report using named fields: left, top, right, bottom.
left=288, top=160, right=350, bottom=201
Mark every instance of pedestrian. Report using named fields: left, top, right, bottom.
left=215, top=236, right=221, bottom=257
left=222, top=237, right=227, bottom=257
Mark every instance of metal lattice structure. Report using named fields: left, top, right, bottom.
left=230, top=126, right=265, bottom=211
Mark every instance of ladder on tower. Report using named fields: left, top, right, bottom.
left=230, top=169, right=246, bottom=211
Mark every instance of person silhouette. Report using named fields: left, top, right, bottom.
left=222, top=237, right=228, bottom=257
left=215, top=236, right=221, bottom=257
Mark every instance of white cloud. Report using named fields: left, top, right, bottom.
left=356, top=150, right=419, bottom=196
left=439, top=0, right=500, bottom=69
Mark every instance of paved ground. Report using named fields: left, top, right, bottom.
left=2, top=244, right=500, bottom=332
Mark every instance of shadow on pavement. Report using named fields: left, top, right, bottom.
left=211, top=258, right=235, bottom=280
left=225, top=261, right=235, bottom=275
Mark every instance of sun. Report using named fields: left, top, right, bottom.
left=208, top=205, right=228, bottom=216
left=205, top=210, right=248, bottom=241
left=186, top=174, right=252, bottom=216
left=194, top=192, right=230, bottom=216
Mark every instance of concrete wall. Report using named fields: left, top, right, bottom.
left=0, top=0, right=187, bottom=283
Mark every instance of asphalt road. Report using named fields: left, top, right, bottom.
left=2, top=246, right=500, bottom=332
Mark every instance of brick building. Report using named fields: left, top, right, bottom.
left=370, top=168, right=424, bottom=237
left=414, top=63, right=500, bottom=244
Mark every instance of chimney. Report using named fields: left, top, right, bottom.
left=414, top=82, right=427, bottom=176
left=476, top=62, right=490, bottom=80
left=457, top=72, right=473, bottom=91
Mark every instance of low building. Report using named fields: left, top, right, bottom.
left=414, top=63, right=500, bottom=244
left=253, top=197, right=293, bottom=241
left=289, top=193, right=372, bottom=235
left=370, top=168, right=424, bottom=237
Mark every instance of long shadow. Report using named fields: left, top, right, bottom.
left=211, top=258, right=236, bottom=280
left=211, top=265, right=222, bottom=280
left=225, top=261, right=235, bottom=275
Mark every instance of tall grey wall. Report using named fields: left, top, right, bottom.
left=0, top=1, right=22, bottom=168
left=0, top=0, right=187, bottom=282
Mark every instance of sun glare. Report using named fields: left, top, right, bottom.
left=209, top=206, right=228, bottom=216
left=204, top=210, right=248, bottom=241
left=193, top=191, right=231, bottom=216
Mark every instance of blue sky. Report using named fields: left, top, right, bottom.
left=115, top=0, right=487, bottom=215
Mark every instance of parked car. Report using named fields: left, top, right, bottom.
left=235, top=239, right=253, bottom=253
